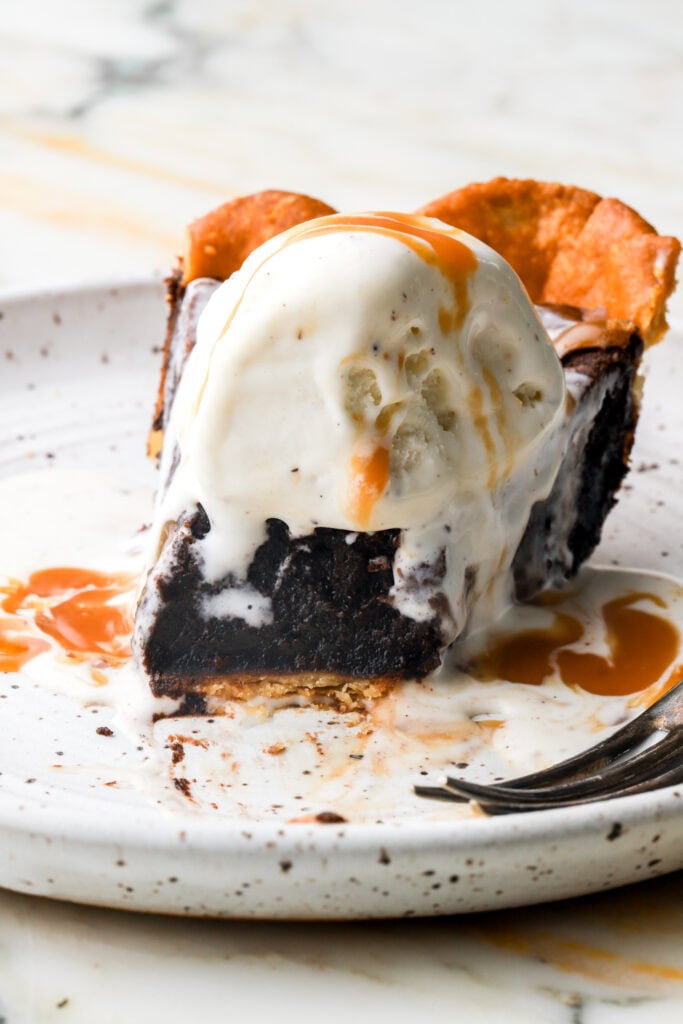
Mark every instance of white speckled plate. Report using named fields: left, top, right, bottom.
left=0, top=279, right=682, bottom=920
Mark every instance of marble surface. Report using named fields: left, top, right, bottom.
left=1, top=877, right=683, bottom=1023
left=1, top=0, right=682, bottom=1020
left=1, top=0, right=682, bottom=318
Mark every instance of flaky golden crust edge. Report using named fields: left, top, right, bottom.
left=152, top=673, right=394, bottom=711
left=418, top=177, right=680, bottom=345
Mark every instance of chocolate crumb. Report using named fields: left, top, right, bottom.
left=279, top=859, right=292, bottom=873
left=378, top=847, right=391, bottom=865
left=173, top=777, right=192, bottom=798
left=170, top=741, right=185, bottom=764
left=96, top=726, right=114, bottom=737
left=607, top=822, right=623, bottom=841
left=315, top=811, right=347, bottom=824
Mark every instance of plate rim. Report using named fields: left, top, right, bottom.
left=1, top=278, right=682, bottom=914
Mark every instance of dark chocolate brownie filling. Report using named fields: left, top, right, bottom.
left=513, top=334, right=641, bottom=598
left=140, top=514, right=444, bottom=695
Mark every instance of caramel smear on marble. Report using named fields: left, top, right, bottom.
left=469, top=591, right=680, bottom=698
left=0, top=568, right=135, bottom=674
left=8, top=126, right=231, bottom=195
left=0, top=172, right=178, bottom=250
left=478, top=929, right=683, bottom=991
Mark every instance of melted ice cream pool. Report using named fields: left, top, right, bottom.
left=149, top=213, right=567, bottom=639
left=1, top=468, right=681, bottom=825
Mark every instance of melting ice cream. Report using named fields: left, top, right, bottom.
left=145, top=212, right=567, bottom=643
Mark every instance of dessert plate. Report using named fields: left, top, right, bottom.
left=0, top=278, right=681, bottom=920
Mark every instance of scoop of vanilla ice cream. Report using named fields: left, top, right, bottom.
left=153, top=212, right=566, bottom=638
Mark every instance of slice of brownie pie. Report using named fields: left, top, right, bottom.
left=134, top=181, right=679, bottom=708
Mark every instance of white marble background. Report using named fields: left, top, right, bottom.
left=2, top=875, right=683, bottom=1024
left=1, top=1, right=683, bottom=1021
left=1, top=0, right=682, bottom=315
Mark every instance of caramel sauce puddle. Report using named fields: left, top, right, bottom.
left=0, top=567, right=135, bottom=675
left=469, top=591, right=680, bottom=697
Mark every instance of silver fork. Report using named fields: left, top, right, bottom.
left=414, top=680, right=683, bottom=814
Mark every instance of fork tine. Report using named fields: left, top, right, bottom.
left=443, top=727, right=683, bottom=804
left=413, top=681, right=683, bottom=811
left=444, top=733, right=683, bottom=811
left=449, top=761, right=683, bottom=814
left=474, top=681, right=683, bottom=792
left=413, top=784, right=467, bottom=802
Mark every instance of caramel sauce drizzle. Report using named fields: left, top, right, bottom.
left=0, top=567, right=135, bottom=674
left=302, top=215, right=477, bottom=523
left=467, top=384, right=498, bottom=488
left=347, top=445, right=391, bottom=527
left=438, top=307, right=453, bottom=334
left=471, top=592, right=680, bottom=697
left=318, top=217, right=477, bottom=526
left=294, top=213, right=478, bottom=327
left=467, top=367, right=513, bottom=489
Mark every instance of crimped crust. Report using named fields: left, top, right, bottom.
left=418, top=178, right=680, bottom=344
left=178, top=181, right=679, bottom=347
left=183, top=189, right=337, bottom=284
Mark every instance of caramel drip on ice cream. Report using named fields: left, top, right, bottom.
left=347, top=445, right=391, bottom=527
left=290, top=213, right=478, bottom=325
left=292, top=215, right=478, bottom=521
left=467, top=385, right=498, bottom=488
left=193, top=212, right=478, bottom=416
